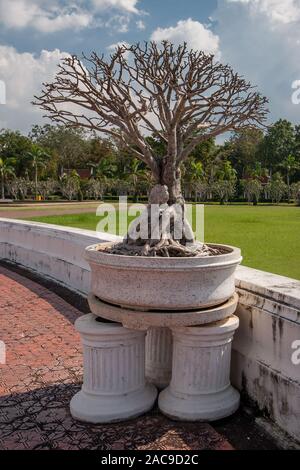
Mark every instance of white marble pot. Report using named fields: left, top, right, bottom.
left=85, top=242, right=242, bottom=311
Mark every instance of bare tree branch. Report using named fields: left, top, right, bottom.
left=33, top=41, right=268, bottom=203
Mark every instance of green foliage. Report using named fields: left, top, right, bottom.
left=86, top=179, right=104, bottom=200
left=60, top=170, right=81, bottom=201
left=291, top=182, right=300, bottom=206
left=1, top=118, right=300, bottom=203
left=228, top=129, right=264, bottom=178
left=213, top=180, right=236, bottom=204
left=261, top=119, right=296, bottom=172
left=265, top=174, right=287, bottom=204
left=0, top=155, right=16, bottom=199
left=241, top=179, right=263, bottom=205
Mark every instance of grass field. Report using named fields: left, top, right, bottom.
left=22, top=204, right=300, bottom=280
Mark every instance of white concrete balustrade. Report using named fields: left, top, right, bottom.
left=0, top=218, right=299, bottom=441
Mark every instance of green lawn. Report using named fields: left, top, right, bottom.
left=23, top=205, right=300, bottom=280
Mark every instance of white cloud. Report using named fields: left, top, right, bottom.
left=92, top=0, right=139, bottom=14
left=0, top=45, right=69, bottom=131
left=136, top=19, right=146, bottom=30
left=213, top=0, right=300, bottom=124
left=34, top=12, right=92, bottom=34
left=0, top=0, right=141, bottom=33
left=105, top=14, right=131, bottom=33
left=0, top=0, right=92, bottom=33
left=150, top=19, right=220, bottom=56
left=107, top=41, right=130, bottom=57
left=0, top=0, right=39, bottom=29
left=107, top=41, right=130, bottom=49
left=226, top=0, right=300, bottom=24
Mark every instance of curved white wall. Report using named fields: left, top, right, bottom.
left=0, top=218, right=120, bottom=295
left=0, top=218, right=299, bottom=444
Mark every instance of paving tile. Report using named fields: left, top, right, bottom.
left=0, top=265, right=233, bottom=450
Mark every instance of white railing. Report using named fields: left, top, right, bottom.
left=0, top=218, right=299, bottom=443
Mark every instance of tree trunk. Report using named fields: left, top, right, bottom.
left=1, top=174, right=4, bottom=200
left=161, top=162, right=183, bottom=205
left=35, top=165, right=38, bottom=200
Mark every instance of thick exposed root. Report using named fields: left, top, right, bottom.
left=102, top=239, right=226, bottom=258
left=102, top=186, right=227, bottom=257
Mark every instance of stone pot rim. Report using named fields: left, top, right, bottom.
left=85, top=242, right=242, bottom=270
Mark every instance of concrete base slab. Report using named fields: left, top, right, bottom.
left=70, top=384, right=157, bottom=424
left=159, top=385, right=240, bottom=422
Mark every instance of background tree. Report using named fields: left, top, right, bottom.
left=228, top=129, right=264, bottom=178
left=183, top=159, right=204, bottom=201
left=34, top=41, right=268, bottom=256
left=60, top=170, right=81, bottom=201
left=242, top=179, right=263, bottom=205
left=0, top=130, right=32, bottom=177
left=26, top=145, right=50, bottom=198
left=127, top=158, right=150, bottom=202
left=291, top=181, right=300, bottom=206
left=213, top=180, right=236, bottom=204
left=30, top=124, right=88, bottom=174
left=38, top=180, right=57, bottom=200
left=86, top=179, right=105, bottom=200
left=90, top=156, right=117, bottom=180
left=261, top=119, right=295, bottom=175
left=279, top=154, right=300, bottom=201
left=213, top=160, right=237, bottom=204
left=265, top=173, right=287, bottom=204
left=0, top=156, right=15, bottom=200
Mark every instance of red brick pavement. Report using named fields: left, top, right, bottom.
left=0, top=265, right=233, bottom=450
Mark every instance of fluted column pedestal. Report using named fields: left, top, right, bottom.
left=159, top=315, right=240, bottom=421
left=70, top=314, right=157, bottom=423
left=146, top=327, right=173, bottom=389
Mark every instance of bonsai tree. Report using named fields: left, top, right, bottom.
left=34, top=41, right=268, bottom=256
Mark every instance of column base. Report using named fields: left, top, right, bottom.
left=159, top=385, right=240, bottom=422
left=71, top=383, right=157, bottom=424
left=146, top=327, right=173, bottom=390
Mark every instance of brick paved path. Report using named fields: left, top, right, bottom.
left=0, top=265, right=233, bottom=450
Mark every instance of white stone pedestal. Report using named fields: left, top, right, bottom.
left=146, top=327, right=173, bottom=389
left=159, top=315, right=240, bottom=421
left=70, top=314, right=157, bottom=423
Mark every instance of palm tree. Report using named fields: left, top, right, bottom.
left=26, top=145, right=50, bottom=199
left=0, top=157, right=15, bottom=200
left=280, top=154, right=300, bottom=202
left=184, top=159, right=204, bottom=201
left=89, top=158, right=117, bottom=180
left=215, top=161, right=237, bottom=205
left=128, top=159, right=148, bottom=201
left=216, top=160, right=237, bottom=182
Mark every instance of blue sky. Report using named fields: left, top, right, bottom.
left=0, top=1, right=218, bottom=55
left=0, top=0, right=300, bottom=133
